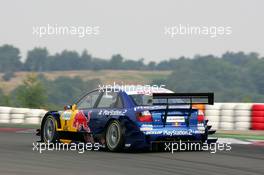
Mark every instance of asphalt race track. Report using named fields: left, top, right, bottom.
left=0, top=131, right=263, bottom=175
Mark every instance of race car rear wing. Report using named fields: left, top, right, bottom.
left=152, top=93, right=214, bottom=127
left=152, top=93, right=214, bottom=106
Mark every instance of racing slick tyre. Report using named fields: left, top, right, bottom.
left=41, top=115, right=59, bottom=143
left=105, top=120, right=125, bottom=152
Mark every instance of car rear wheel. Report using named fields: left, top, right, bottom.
left=42, top=115, right=59, bottom=143
left=106, top=120, right=124, bottom=152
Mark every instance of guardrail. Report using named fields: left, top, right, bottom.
left=0, top=103, right=264, bottom=130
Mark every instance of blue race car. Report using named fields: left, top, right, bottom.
left=38, top=86, right=216, bottom=151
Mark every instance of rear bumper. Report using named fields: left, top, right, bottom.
left=143, top=127, right=205, bottom=142
left=127, top=126, right=207, bottom=149
left=143, top=127, right=204, bottom=136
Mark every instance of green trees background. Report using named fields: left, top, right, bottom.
left=0, top=44, right=264, bottom=107
left=159, top=55, right=264, bottom=102
left=5, top=74, right=101, bottom=110
left=14, top=75, right=47, bottom=108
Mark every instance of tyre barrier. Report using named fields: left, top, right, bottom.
left=235, top=122, right=251, bottom=130
left=204, top=103, right=222, bottom=130
left=219, top=103, right=237, bottom=130
left=205, top=103, right=222, bottom=110
left=0, top=104, right=264, bottom=130
left=205, top=109, right=220, bottom=117
left=25, top=109, right=47, bottom=124
left=0, top=107, right=12, bottom=123
left=234, top=103, right=252, bottom=130
left=252, top=104, right=264, bottom=111
left=205, top=115, right=220, bottom=123
left=219, top=122, right=234, bottom=130
left=0, top=106, right=47, bottom=125
left=205, top=103, right=257, bottom=130
left=10, top=108, right=30, bottom=124
left=207, top=121, right=219, bottom=130
left=251, top=104, right=264, bottom=130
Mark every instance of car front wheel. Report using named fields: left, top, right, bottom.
left=42, top=115, right=59, bottom=143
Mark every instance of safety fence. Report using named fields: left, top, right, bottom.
left=0, top=103, right=264, bottom=130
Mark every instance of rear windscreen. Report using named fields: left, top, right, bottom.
left=130, top=94, right=185, bottom=106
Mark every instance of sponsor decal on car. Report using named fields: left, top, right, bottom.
left=98, top=109, right=127, bottom=116
left=61, top=111, right=72, bottom=120
left=166, top=116, right=185, bottom=123
left=145, top=129, right=204, bottom=136
left=134, top=106, right=166, bottom=111
left=73, top=110, right=91, bottom=132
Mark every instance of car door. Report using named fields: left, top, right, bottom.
left=73, top=90, right=101, bottom=132
left=90, top=91, right=124, bottom=135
